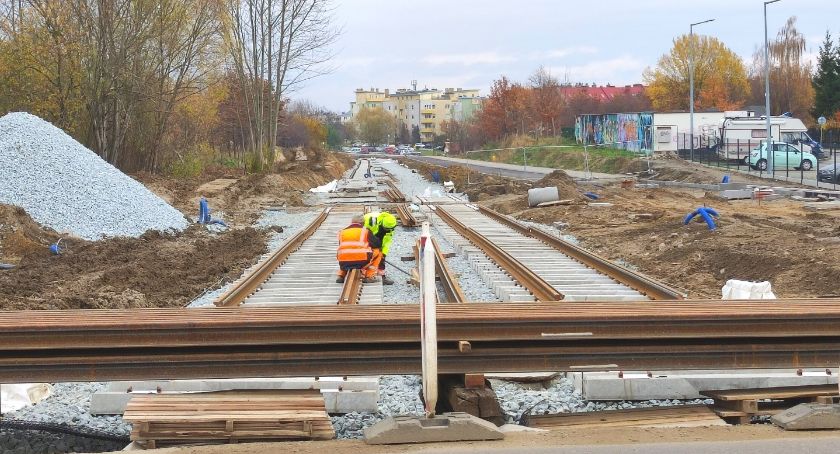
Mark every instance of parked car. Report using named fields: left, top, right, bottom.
left=818, top=163, right=840, bottom=183
left=414, top=143, right=425, bottom=148
left=360, top=146, right=372, bottom=154
left=349, top=146, right=361, bottom=153
left=748, top=141, right=817, bottom=171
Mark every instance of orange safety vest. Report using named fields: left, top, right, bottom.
left=336, top=225, right=372, bottom=263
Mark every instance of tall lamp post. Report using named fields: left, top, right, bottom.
left=689, top=18, right=714, bottom=162
left=764, top=0, right=780, bottom=174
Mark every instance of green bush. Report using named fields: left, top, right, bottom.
left=245, top=152, right=263, bottom=173
left=167, top=154, right=204, bottom=178
left=217, top=157, right=241, bottom=169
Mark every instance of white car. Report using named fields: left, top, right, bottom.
left=349, top=147, right=361, bottom=153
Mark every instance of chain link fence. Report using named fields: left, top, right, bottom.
left=676, top=129, right=840, bottom=189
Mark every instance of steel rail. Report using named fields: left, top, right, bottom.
left=337, top=269, right=362, bottom=305
left=213, top=208, right=331, bottom=307
left=431, top=238, right=467, bottom=303
left=395, top=203, right=418, bottom=227
left=5, top=301, right=840, bottom=348
left=384, top=180, right=407, bottom=202
left=2, top=337, right=839, bottom=383
left=435, top=206, right=564, bottom=301
left=476, top=206, right=685, bottom=300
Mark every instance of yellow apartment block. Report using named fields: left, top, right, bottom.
left=349, top=85, right=483, bottom=143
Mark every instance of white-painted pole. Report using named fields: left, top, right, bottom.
left=419, top=222, right=438, bottom=416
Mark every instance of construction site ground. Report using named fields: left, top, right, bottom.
left=0, top=150, right=353, bottom=310
left=400, top=155, right=840, bottom=299
left=102, top=425, right=840, bottom=454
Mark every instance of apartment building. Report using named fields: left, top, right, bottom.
left=348, top=85, right=483, bottom=143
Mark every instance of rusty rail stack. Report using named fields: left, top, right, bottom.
left=382, top=180, right=406, bottom=202
left=2, top=300, right=839, bottom=383
left=395, top=203, right=418, bottom=227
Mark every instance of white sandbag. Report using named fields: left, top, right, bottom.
left=721, top=279, right=776, bottom=300
left=1, top=383, right=53, bottom=413
left=309, top=180, right=337, bottom=193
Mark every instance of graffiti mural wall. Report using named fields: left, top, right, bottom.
left=575, top=113, right=653, bottom=152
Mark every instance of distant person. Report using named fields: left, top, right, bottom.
left=336, top=215, right=381, bottom=284
left=363, top=211, right=398, bottom=285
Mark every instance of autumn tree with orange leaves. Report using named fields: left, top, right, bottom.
left=477, top=76, right=530, bottom=140
left=644, top=34, right=750, bottom=111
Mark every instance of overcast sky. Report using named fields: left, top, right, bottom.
left=294, top=0, right=840, bottom=112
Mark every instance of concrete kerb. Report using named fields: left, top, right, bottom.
left=572, top=369, right=838, bottom=401
left=90, top=377, right=379, bottom=415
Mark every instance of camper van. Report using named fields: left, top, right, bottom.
left=716, top=115, right=822, bottom=161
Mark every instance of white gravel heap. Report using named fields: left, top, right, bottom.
left=0, top=112, right=188, bottom=240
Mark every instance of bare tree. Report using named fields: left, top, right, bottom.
left=747, top=17, right=815, bottom=121
left=528, top=66, right=563, bottom=137
left=224, top=0, right=337, bottom=169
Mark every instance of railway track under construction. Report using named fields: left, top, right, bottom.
left=213, top=158, right=681, bottom=307
left=432, top=204, right=684, bottom=301
left=214, top=207, right=383, bottom=307
left=7, top=157, right=832, bottom=386
left=2, top=300, right=840, bottom=382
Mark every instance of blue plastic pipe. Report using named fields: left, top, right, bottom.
left=683, top=207, right=718, bottom=231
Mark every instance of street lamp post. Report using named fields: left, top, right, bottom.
left=764, top=0, right=780, bottom=174
left=689, top=18, right=714, bottom=162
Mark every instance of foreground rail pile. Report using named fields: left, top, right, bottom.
left=2, top=300, right=840, bottom=382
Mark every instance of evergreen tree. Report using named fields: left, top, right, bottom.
left=812, top=31, right=840, bottom=119
left=411, top=125, right=421, bottom=144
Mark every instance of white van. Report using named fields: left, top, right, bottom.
left=716, top=116, right=822, bottom=161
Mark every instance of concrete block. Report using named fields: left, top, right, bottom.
left=323, top=390, right=378, bottom=414
left=574, top=370, right=837, bottom=400
left=364, top=413, right=504, bottom=445
left=772, top=404, right=840, bottom=430
left=719, top=182, right=748, bottom=190
left=718, top=189, right=754, bottom=200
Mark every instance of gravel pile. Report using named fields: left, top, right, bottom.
left=1, top=382, right=130, bottom=453
left=376, top=159, right=450, bottom=201
left=381, top=224, right=420, bottom=304
left=432, top=229, right=499, bottom=302
left=0, top=112, right=188, bottom=240
left=493, top=376, right=714, bottom=424
left=331, top=375, right=424, bottom=439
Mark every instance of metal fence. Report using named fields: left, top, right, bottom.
left=676, top=129, right=840, bottom=189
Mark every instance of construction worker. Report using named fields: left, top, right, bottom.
left=363, top=211, right=397, bottom=285
left=336, top=216, right=382, bottom=283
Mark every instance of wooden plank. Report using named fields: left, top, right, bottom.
left=527, top=405, right=722, bottom=429
left=701, top=384, right=839, bottom=401
left=714, top=399, right=758, bottom=414
left=125, top=390, right=335, bottom=444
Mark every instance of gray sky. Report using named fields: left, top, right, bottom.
left=294, top=0, right=840, bottom=112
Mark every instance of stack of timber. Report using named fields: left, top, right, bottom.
left=123, top=390, right=335, bottom=448
left=525, top=405, right=724, bottom=429
left=702, top=384, right=840, bottom=425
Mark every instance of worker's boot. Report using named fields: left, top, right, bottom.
left=362, top=277, right=377, bottom=284
left=381, top=275, right=394, bottom=285
left=335, top=275, right=345, bottom=284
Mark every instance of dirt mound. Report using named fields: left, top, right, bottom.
left=535, top=170, right=582, bottom=200
left=0, top=226, right=267, bottom=310
left=138, top=150, right=353, bottom=225
left=0, top=204, right=73, bottom=265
